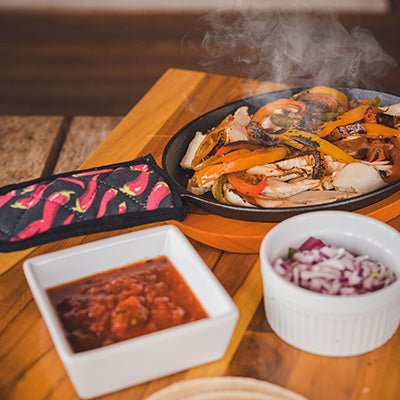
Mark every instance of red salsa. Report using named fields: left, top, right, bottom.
left=46, top=256, right=208, bottom=353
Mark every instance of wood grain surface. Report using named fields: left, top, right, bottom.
left=0, top=69, right=399, bottom=400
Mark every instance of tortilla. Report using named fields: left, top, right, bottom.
left=144, top=377, right=308, bottom=400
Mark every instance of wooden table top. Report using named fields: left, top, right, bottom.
left=0, top=68, right=399, bottom=400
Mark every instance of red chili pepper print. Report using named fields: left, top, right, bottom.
left=118, top=201, right=127, bottom=214
left=11, top=220, right=44, bottom=242
left=11, top=184, right=49, bottom=209
left=130, top=164, right=149, bottom=172
left=0, top=190, right=17, bottom=208
left=58, top=177, right=85, bottom=188
left=22, top=184, right=38, bottom=194
left=73, top=168, right=114, bottom=178
left=120, top=171, right=153, bottom=197
left=73, top=175, right=99, bottom=213
left=63, top=213, right=75, bottom=225
left=11, top=190, right=73, bottom=241
left=45, top=191, right=73, bottom=221
left=96, top=188, right=118, bottom=218
left=146, top=182, right=171, bottom=211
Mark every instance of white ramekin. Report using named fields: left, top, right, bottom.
left=260, top=211, right=400, bottom=357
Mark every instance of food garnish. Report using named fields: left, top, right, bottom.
left=272, top=237, right=397, bottom=295
left=180, top=86, right=400, bottom=208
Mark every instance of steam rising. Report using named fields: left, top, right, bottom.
left=200, top=12, right=397, bottom=89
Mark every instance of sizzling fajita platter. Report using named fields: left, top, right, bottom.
left=162, top=86, right=400, bottom=222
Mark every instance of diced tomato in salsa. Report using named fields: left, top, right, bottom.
left=46, top=256, right=208, bottom=353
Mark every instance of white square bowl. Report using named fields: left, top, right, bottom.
left=23, top=225, right=239, bottom=399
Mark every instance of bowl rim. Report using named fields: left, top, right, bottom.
left=260, top=211, right=400, bottom=305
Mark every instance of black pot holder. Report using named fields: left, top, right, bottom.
left=0, top=154, right=188, bottom=252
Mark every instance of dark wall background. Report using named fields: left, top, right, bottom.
left=0, top=3, right=399, bottom=116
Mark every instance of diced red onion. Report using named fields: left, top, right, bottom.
left=272, top=238, right=397, bottom=295
left=299, top=237, right=325, bottom=251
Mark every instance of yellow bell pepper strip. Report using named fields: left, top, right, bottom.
left=292, top=86, right=349, bottom=111
left=318, top=105, right=370, bottom=137
left=194, top=146, right=289, bottom=186
left=191, top=114, right=232, bottom=167
left=214, top=141, right=264, bottom=157
left=360, top=123, right=400, bottom=139
left=193, top=143, right=265, bottom=171
left=251, top=99, right=306, bottom=125
left=349, top=97, right=381, bottom=108
left=280, top=129, right=356, bottom=164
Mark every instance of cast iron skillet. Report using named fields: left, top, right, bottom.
left=162, top=87, right=400, bottom=222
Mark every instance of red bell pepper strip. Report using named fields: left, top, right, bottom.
left=11, top=190, right=73, bottom=241
left=11, top=184, right=49, bottom=209
left=96, top=188, right=118, bottom=218
left=118, top=201, right=127, bottom=214
left=146, top=182, right=170, bottom=211
left=251, top=99, right=306, bottom=125
left=363, top=107, right=377, bottom=123
left=0, top=190, right=17, bottom=208
left=120, top=171, right=152, bottom=197
left=367, top=147, right=386, bottom=162
left=228, top=172, right=268, bottom=197
left=73, top=175, right=99, bottom=213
